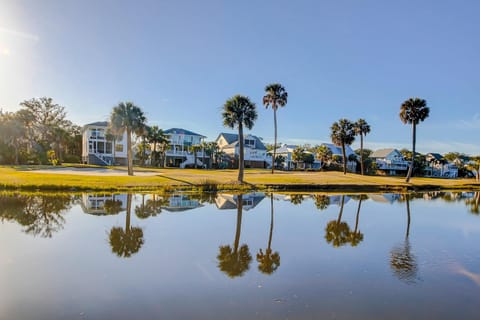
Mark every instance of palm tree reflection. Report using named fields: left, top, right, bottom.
left=257, top=194, right=281, bottom=275
left=217, top=194, right=252, bottom=278
left=109, top=194, right=144, bottom=258
left=349, top=195, right=365, bottom=246
left=325, top=195, right=352, bottom=247
left=390, top=194, right=418, bottom=284
left=465, top=192, right=480, bottom=215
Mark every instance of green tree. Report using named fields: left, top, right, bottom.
left=109, top=194, right=144, bottom=258
left=263, top=83, right=288, bottom=174
left=330, top=119, right=356, bottom=174
left=313, top=194, right=330, bottom=210
left=399, top=97, right=430, bottom=182
left=110, top=101, right=147, bottom=175
left=292, top=146, right=306, bottom=170
left=0, top=111, right=26, bottom=164
left=222, top=95, right=258, bottom=183
left=354, top=119, right=371, bottom=175
left=147, top=126, right=169, bottom=167
left=325, top=195, right=352, bottom=247
left=257, top=194, right=281, bottom=274
left=316, top=145, right=332, bottom=170
left=390, top=194, right=418, bottom=284
left=217, top=194, right=252, bottom=278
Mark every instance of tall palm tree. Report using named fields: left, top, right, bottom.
left=147, top=125, right=169, bottom=167
left=390, top=194, right=418, bottom=284
left=257, top=194, right=281, bottom=274
left=330, top=119, right=356, bottom=175
left=109, top=194, right=145, bottom=258
left=263, top=83, right=288, bottom=174
left=217, top=194, right=252, bottom=278
left=222, top=95, right=258, bottom=183
left=399, top=98, right=430, bottom=182
left=354, top=119, right=371, bottom=175
left=110, top=101, right=147, bottom=175
left=325, top=195, right=352, bottom=247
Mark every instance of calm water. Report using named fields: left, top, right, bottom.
left=1, top=191, right=479, bottom=320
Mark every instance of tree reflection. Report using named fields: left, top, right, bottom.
left=313, top=194, right=330, bottom=210
left=217, top=194, right=252, bottom=278
left=104, top=196, right=123, bottom=215
left=289, top=194, right=304, bottom=205
left=390, top=194, right=418, bottom=284
left=109, top=194, right=144, bottom=258
left=325, top=195, right=352, bottom=247
left=0, top=193, right=71, bottom=238
left=135, top=193, right=168, bottom=219
left=465, top=192, right=480, bottom=215
left=349, top=195, right=365, bottom=247
left=257, top=194, right=281, bottom=274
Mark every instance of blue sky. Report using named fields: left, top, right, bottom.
left=1, top=0, right=479, bottom=155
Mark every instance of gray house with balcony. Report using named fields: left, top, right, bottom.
left=370, top=148, right=409, bottom=175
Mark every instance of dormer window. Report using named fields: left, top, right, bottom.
left=245, top=138, right=255, bottom=148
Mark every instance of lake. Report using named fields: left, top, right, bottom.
left=1, top=191, right=479, bottom=319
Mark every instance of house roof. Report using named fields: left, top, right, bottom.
left=84, top=121, right=108, bottom=127
left=164, top=128, right=206, bottom=138
left=321, top=143, right=355, bottom=157
left=270, top=144, right=298, bottom=154
left=217, top=133, right=267, bottom=150
left=370, top=148, right=397, bottom=158
left=427, top=153, right=444, bottom=160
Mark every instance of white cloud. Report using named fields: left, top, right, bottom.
left=458, top=113, right=480, bottom=130
left=0, top=27, right=39, bottom=42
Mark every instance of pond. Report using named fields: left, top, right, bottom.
left=0, top=191, right=479, bottom=319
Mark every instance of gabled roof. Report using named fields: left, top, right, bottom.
left=217, top=133, right=267, bottom=150
left=84, top=121, right=108, bottom=127
left=370, top=148, right=398, bottom=158
left=271, top=144, right=298, bottom=154
left=427, top=153, right=443, bottom=160
left=164, top=128, right=206, bottom=138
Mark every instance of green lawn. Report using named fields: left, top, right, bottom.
left=0, top=165, right=478, bottom=192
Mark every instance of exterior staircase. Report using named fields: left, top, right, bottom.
left=88, top=154, right=110, bottom=166
left=180, top=154, right=203, bottom=168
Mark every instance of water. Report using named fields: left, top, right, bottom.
left=0, top=191, right=479, bottom=319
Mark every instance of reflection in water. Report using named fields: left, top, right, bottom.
left=312, top=194, right=330, bottom=210
left=349, top=195, right=365, bottom=246
left=390, top=195, right=418, bottom=284
left=81, top=193, right=126, bottom=215
left=217, top=194, right=252, bottom=278
left=109, top=194, right=145, bottom=258
left=135, top=193, right=169, bottom=219
left=453, top=264, right=480, bottom=286
left=0, top=193, right=71, bottom=238
left=288, top=194, right=305, bottom=205
left=325, top=195, right=352, bottom=247
left=256, top=194, right=281, bottom=274
left=215, top=192, right=265, bottom=210
left=465, top=192, right=480, bottom=215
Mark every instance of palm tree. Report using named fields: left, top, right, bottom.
left=313, top=194, right=330, bottom=210
left=349, top=195, right=366, bottom=246
left=292, top=146, right=306, bottom=170
left=263, top=83, right=288, bottom=174
left=222, top=95, right=258, bottom=183
left=109, top=194, right=144, bottom=258
left=325, top=195, right=352, bottom=247
left=110, top=101, right=147, bottom=175
left=257, top=194, right=281, bottom=274
left=399, top=98, right=430, bottom=182
left=316, top=145, right=332, bottom=170
left=147, top=126, right=169, bottom=167
left=217, top=194, right=252, bottom=278
left=354, top=119, right=371, bottom=175
left=390, top=194, right=418, bottom=284
left=330, top=119, right=356, bottom=174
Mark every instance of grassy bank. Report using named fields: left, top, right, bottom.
left=0, top=165, right=479, bottom=192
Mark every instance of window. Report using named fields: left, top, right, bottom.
left=245, top=139, right=255, bottom=147
left=115, top=144, right=123, bottom=152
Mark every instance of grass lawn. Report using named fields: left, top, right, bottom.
left=0, top=165, right=478, bottom=192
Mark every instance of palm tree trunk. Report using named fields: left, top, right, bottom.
left=360, top=134, right=365, bottom=175
left=234, top=194, right=244, bottom=252
left=406, top=196, right=411, bottom=239
left=272, top=107, right=277, bottom=174
left=337, top=195, right=345, bottom=224
left=268, top=194, right=274, bottom=251
left=406, top=124, right=416, bottom=182
left=126, top=193, right=132, bottom=231
left=127, top=128, right=133, bottom=175
left=354, top=198, right=362, bottom=233
left=341, top=143, right=347, bottom=175
left=238, top=123, right=244, bottom=183
left=153, top=141, right=157, bottom=166
left=112, top=137, right=116, bottom=166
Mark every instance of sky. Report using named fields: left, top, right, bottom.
left=0, top=0, right=479, bottom=155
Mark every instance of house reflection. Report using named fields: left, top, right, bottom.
left=80, top=193, right=127, bottom=215
left=215, top=192, right=265, bottom=210
left=368, top=193, right=400, bottom=204
left=162, top=194, right=203, bottom=212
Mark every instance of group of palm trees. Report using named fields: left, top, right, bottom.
left=109, top=89, right=430, bottom=183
